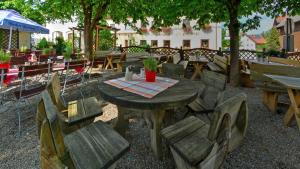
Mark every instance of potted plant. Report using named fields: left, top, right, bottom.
left=0, top=50, right=12, bottom=69
left=143, top=57, right=158, bottom=82
left=63, top=45, right=73, bottom=62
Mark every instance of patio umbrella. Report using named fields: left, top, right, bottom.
left=0, top=9, right=49, bottom=49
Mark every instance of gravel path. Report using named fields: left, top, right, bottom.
left=0, top=82, right=300, bottom=169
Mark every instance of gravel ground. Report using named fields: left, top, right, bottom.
left=0, top=81, right=300, bottom=169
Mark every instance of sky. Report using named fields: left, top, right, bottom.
left=246, top=15, right=274, bottom=34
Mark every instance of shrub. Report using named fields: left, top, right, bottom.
left=54, top=37, right=66, bottom=55
left=63, top=43, right=73, bottom=59
left=37, top=38, right=49, bottom=49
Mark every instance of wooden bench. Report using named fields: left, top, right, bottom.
left=46, top=73, right=103, bottom=134
left=268, top=57, right=300, bottom=67
left=162, top=63, right=185, bottom=78
left=40, top=91, right=129, bottom=169
left=250, top=63, right=300, bottom=113
left=207, top=55, right=229, bottom=74
left=161, top=93, right=247, bottom=169
left=188, top=70, right=227, bottom=113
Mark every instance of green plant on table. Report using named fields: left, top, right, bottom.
left=0, top=50, right=12, bottom=64
left=63, top=45, right=73, bottom=60
left=42, top=48, right=51, bottom=55
left=143, top=57, right=158, bottom=72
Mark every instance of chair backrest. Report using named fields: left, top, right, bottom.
left=10, top=57, right=26, bottom=65
left=162, top=63, right=184, bottom=78
left=65, top=60, right=87, bottom=70
left=208, top=93, right=248, bottom=151
left=268, top=57, right=300, bottom=67
left=40, top=91, right=67, bottom=159
left=46, top=73, right=66, bottom=111
left=18, top=63, right=52, bottom=77
left=172, top=53, right=181, bottom=64
left=213, top=55, right=229, bottom=72
left=201, top=69, right=227, bottom=92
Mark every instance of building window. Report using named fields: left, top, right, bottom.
left=125, top=40, right=128, bottom=47
left=183, top=40, right=190, bottom=49
left=52, top=31, right=63, bottom=41
left=163, top=40, right=170, bottom=47
left=140, top=40, right=147, bottom=46
left=151, top=40, right=158, bottom=47
left=67, top=33, right=73, bottom=41
left=201, top=39, right=209, bottom=48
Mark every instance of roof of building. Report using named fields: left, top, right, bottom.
left=246, top=35, right=266, bottom=45
left=276, top=15, right=300, bottom=28
left=273, top=16, right=286, bottom=26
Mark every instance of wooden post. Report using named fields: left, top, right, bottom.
left=95, top=27, right=99, bottom=51
left=120, top=45, right=123, bottom=52
left=79, top=31, right=82, bottom=52
left=179, top=46, right=184, bottom=61
left=114, top=30, right=117, bottom=49
left=72, top=29, right=75, bottom=51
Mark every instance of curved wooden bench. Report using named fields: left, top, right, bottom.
left=40, top=91, right=129, bottom=169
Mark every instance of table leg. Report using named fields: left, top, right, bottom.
left=113, top=106, right=129, bottom=137
left=149, top=109, right=166, bottom=159
left=105, top=56, right=113, bottom=70
left=191, top=63, right=204, bottom=80
left=284, top=89, right=300, bottom=129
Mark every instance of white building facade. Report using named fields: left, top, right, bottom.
left=37, top=18, right=222, bottom=50
left=240, top=35, right=256, bottom=50
left=107, top=18, right=222, bottom=50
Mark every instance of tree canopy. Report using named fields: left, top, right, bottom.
left=0, top=0, right=45, bottom=24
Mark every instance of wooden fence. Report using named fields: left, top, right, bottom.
left=120, top=46, right=266, bottom=61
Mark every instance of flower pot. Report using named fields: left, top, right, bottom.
left=0, top=63, right=10, bottom=69
left=145, top=69, right=156, bottom=82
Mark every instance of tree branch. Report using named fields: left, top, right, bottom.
left=91, top=1, right=109, bottom=30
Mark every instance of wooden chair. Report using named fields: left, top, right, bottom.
left=207, top=55, right=229, bottom=75
left=45, top=73, right=103, bottom=134
left=161, top=93, right=247, bottom=169
left=162, top=63, right=185, bottom=78
left=188, top=70, right=227, bottom=113
left=250, top=63, right=300, bottom=113
left=40, top=91, right=129, bottom=169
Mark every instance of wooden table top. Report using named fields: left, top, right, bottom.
left=189, top=55, right=209, bottom=63
left=264, top=74, right=300, bottom=90
left=244, top=59, right=287, bottom=66
left=98, top=75, right=199, bottom=110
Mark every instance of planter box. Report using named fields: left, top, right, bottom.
left=145, top=69, right=156, bottom=82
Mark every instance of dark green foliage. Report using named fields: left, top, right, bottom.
left=54, top=37, right=66, bottom=55
left=99, top=30, right=114, bottom=50
left=37, top=38, right=49, bottom=49
left=265, top=28, right=280, bottom=51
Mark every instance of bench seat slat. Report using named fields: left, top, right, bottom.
left=64, top=121, right=130, bottom=169
left=67, top=97, right=103, bottom=124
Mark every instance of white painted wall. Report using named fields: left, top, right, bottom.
left=32, top=21, right=85, bottom=50
left=240, top=35, right=256, bottom=50
left=107, top=18, right=222, bottom=50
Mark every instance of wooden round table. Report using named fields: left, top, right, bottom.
left=98, top=76, right=198, bottom=159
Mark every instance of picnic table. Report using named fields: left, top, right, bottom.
left=189, top=55, right=209, bottom=80
left=105, top=52, right=122, bottom=70
left=98, top=74, right=198, bottom=159
left=265, top=74, right=300, bottom=129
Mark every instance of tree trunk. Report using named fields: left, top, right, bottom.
left=228, top=8, right=240, bottom=86
left=83, top=23, right=94, bottom=60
